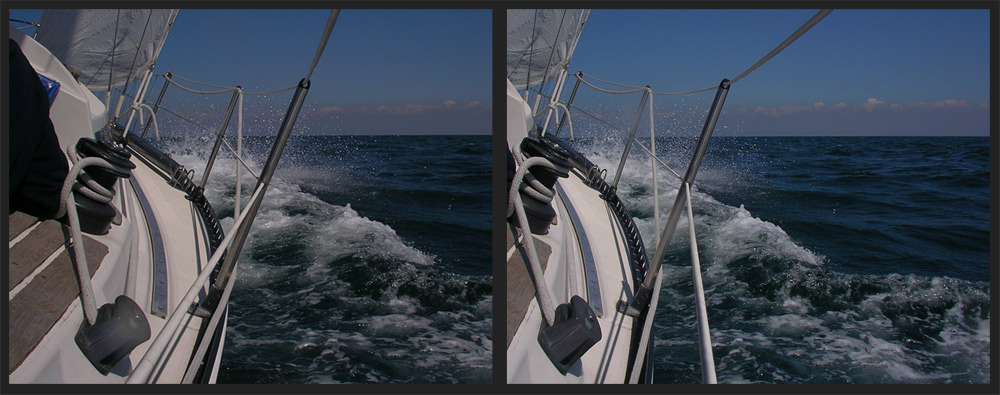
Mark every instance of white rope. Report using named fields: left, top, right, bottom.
left=581, top=71, right=647, bottom=90
left=553, top=102, right=574, bottom=140
left=578, top=70, right=715, bottom=96
left=168, top=73, right=238, bottom=90
left=576, top=76, right=647, bottom=95
left=165, top=73, right=296, bottom=96
left=684, top=182, right=717, bottom=384
left=137, top=103, right=160, bottom=140
left=64, top=185, right=100, bottom=326
left=122, top=100, right=160, bottom=141
left=507, top=156, right=562, bottom=326
left=54, top=144, right=124, bottom=326
left=164, top=74, right=238, bottom=95
left=519, top=174, right=555, bottom=203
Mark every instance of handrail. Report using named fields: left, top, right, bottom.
left=620, top=79, right=730, bottom=317
left=684, top=182, right=716, bottom=383
left=126, top=182, right=266, bottom=383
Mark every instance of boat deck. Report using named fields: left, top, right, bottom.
left=7, top=211, right=111, bottom=373
left=9, top=155, right=217, bottom=383
left=506, top=222, right=552, bottom=347
left=506, top=168, right=640, bottom=383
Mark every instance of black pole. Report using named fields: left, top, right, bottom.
left=199, top=88, right=241, bottom=189
left=210, top=78, right=309, bottom=292
left=621, top=79, right=730, bottom=317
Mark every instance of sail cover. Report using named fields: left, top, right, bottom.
left=35, top=9, right=179, bottom=90
left=507, top=9, right=589, bottom=89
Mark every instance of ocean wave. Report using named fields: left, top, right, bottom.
left=153, top=135, right=490, bottom=383
left=570, top=136, right=989, bottom=384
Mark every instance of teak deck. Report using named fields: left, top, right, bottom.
left=506, top=222, right=551, bottom=348
left=8, top=212, right=108, bottom=373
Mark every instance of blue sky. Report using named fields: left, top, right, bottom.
left=8, top=8, right=993, bottom=136
left=546, top=8, right=992, bottom=136
left=9, top=9, right=492, bottom=135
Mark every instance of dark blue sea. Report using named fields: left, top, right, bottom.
left=159, top=135, right=492, bottom=383
left=572, top=135, right=990, bottom=384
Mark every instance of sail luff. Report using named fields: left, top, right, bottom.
left=506, top=9, right=589, bottom=89
left=36, top=9, right=180, bottom=90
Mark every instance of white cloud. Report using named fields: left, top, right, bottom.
left=862, top=97, right=886, bottom=111
left=731, top=98, right=989, bottom=118
left=930, top=99, right=968, bottom=108
left=311, top=100, right=490, bottom=116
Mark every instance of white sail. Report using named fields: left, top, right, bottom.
left=35, top=9, right=179, bottom=90
left=507, top=9, right=589, bottom=89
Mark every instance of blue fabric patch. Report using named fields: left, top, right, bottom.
left=37, top=74, right=60, bottom=107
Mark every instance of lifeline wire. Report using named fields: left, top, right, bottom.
left=164, top=73, right=296, bottom=96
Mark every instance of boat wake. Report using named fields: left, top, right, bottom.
left=574, top=136, right=989, bottom=384
left=158, top=135, right=492, bottom=383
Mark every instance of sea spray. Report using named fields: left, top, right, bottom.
left=571, top=135, right=989, bottom=384
left=154, top=134, right=492, bottom=383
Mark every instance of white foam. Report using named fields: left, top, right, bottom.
left=571, top=136, right=989, bottom=383
left=309, top=204, right=435, bottom=266
left=154, top=136, right=490, bottom=383
left=704, top=204, right=823, bottom=266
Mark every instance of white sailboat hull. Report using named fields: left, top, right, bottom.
left=506, top=78, right=645, bottom=383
